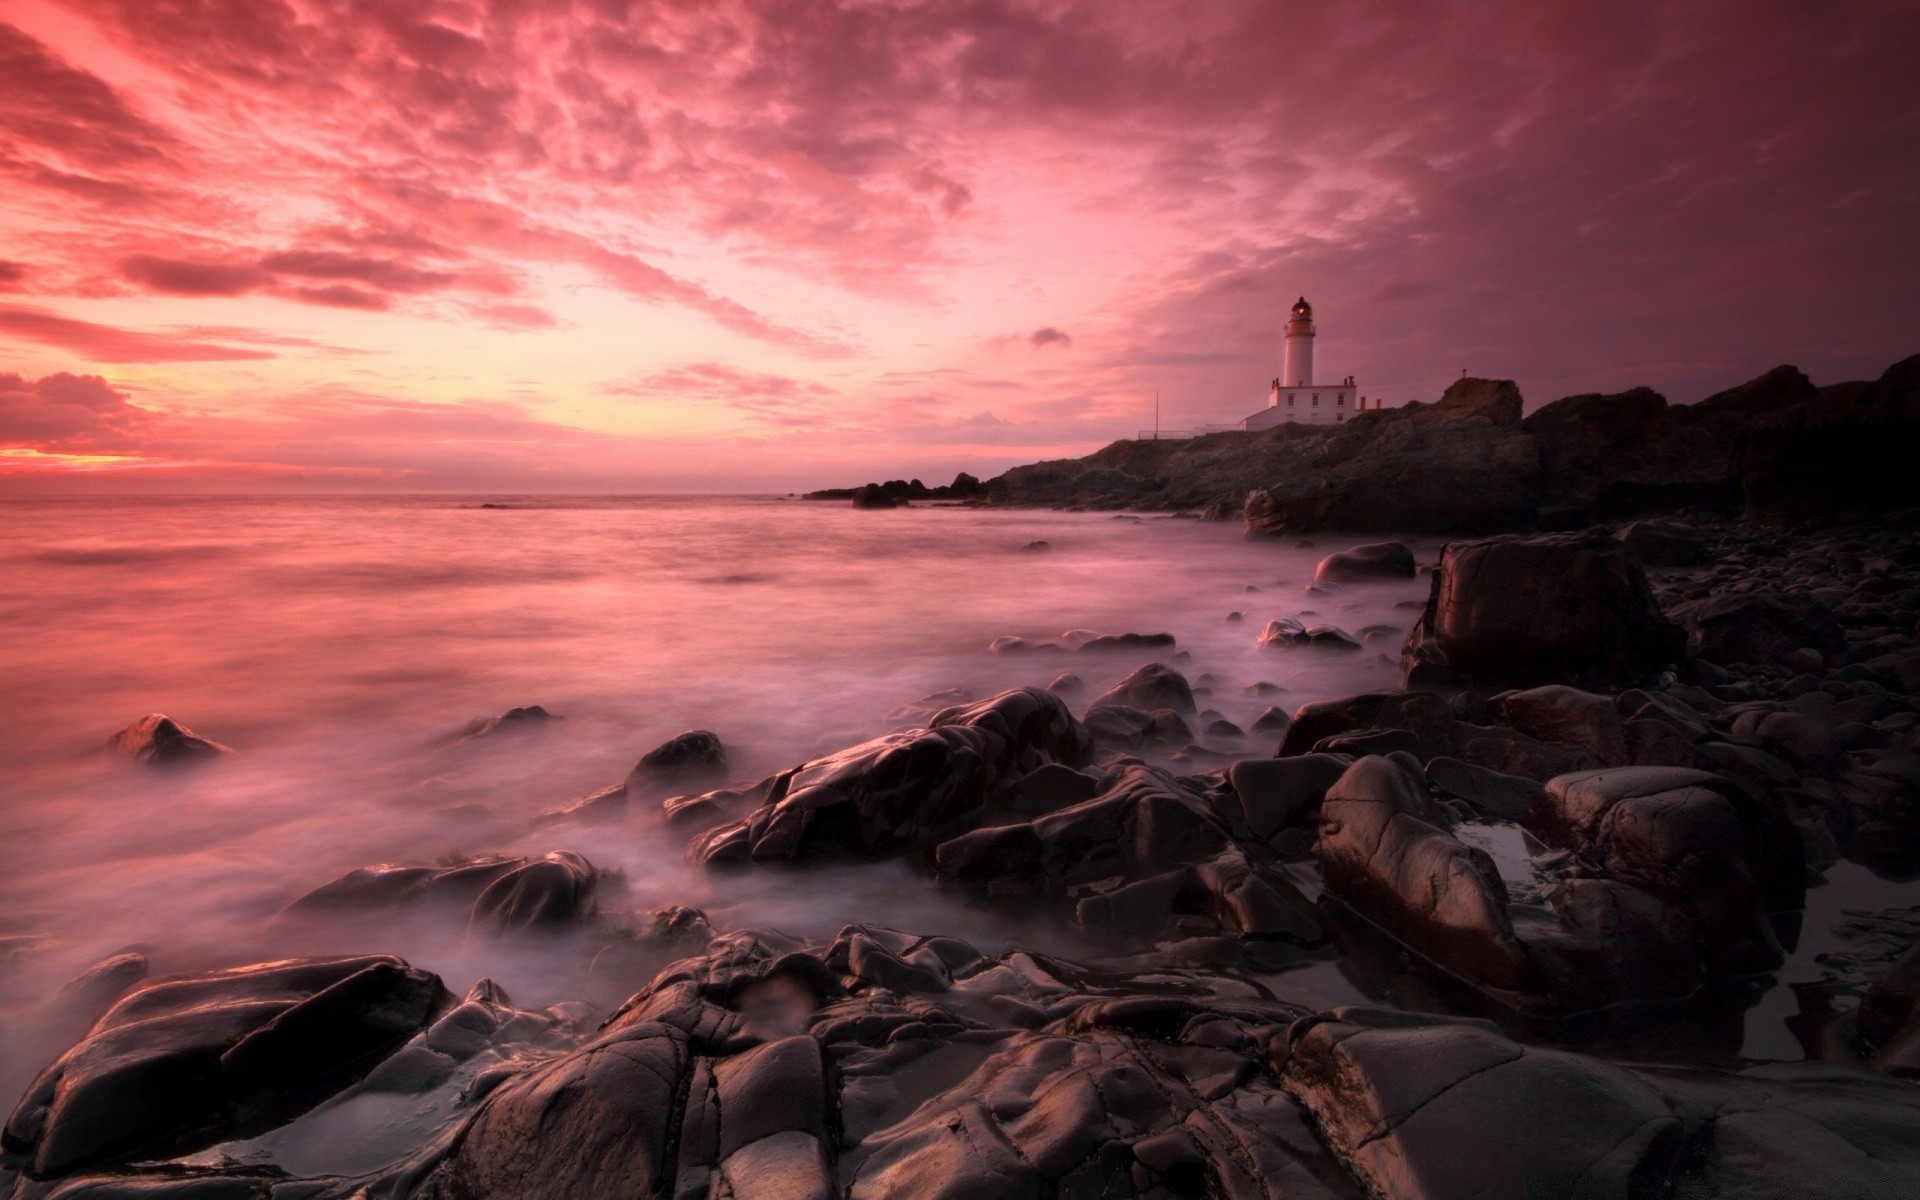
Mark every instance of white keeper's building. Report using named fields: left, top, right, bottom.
left=1240, top=297, right=1373, bottom=429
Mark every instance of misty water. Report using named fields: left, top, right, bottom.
left=2, top=495, right=1914, bottom=1130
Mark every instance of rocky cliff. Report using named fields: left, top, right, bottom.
left=981, top=354, right=1920, bottom=534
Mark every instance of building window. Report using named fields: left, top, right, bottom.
left=1287, top=396, right=1294, bottom=407
left=1337, top=393, right=1345, bottom=405
left=1312, top=395, right=1319, bottom=406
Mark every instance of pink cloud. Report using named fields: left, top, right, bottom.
left=0, top=371, right=153, bottom=449
left=0, top=0, right=1911, bottom=486
left=0, top=305, right=273, bottom=362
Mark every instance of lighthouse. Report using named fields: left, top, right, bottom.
left=1282, top=296, right=1314, bottom=387
left=1240, top=295, right=1364, bottom=429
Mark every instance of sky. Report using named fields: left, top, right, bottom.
left=0, top=0, right=1916, bottom=493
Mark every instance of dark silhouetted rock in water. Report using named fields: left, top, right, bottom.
left=1313, top=540, right=1416, bottom=583
left=630, top=730, right=727, bottom=785
left=286, top=851, right=601, bottom=935
left=1088, top=662, right=1196, bottom=714
left=691, top=687, right=1091, bottom=866
left=1401, top=531, right=1684, bottom=689
left=1078, top=631, right=1176, bottom=652
left=105, top=714, right=231, bottom=764
left=1258, top=618, right=1362, bottom=650
left=460, top=704, right=554, bottom=738
left=2, top=956, right=447, bottom=1178
left=468, top=850, right=598, bottom=934
left=850, top=483, right=903, bottom=509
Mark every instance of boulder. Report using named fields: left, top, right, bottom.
left=1257, top=618, right=1361, bottom=650
left=1669, top=590, right=1846, bottom=666
left=459, top=705, right=554, bottom=738
left=1495, top=685, right=1628, bottom=765
left=1280, top=1010, right=1684, bottom=1198
left=3, top=956, right=447, bottom=1178
left=1228, top=754, right=1351, bottom=839
left=629, top=730, right=727, bottom=785
left=1425, top=757, right=1542, bottom=821
left=1530, top=768, right=1803, bottom=972
left=1277, top=691, right=1455, bottom=758
left=287, top=852, right=601, bottom=935
left=1087, top=662, right=1195, bottom=714
left=1860, top=941, right=1920, bottom=1077
left=1616, top=519, right=1706, bottom=567
left=468, top=850, right=598, bottom=934
left=104, top=715, right=231, bottom=765
left=1401, top=532, right=1684, bottom=688
left=1313, top=541, right=1416, bottom=584
left=1315, top=757, right=1535, bottom=992
left=692, top=688, right=1090, bottom=866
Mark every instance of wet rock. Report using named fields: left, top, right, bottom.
left=1008, top=762, right=1102, bottom=818
left=440, top=1020, right=690, bottom=1199
left=1088, top=662, right=1195, bottom=714
left=1280, top=1009, right=1683, bottom=1198
left=1228, top=754, right=1349, bottom=839
left=851, top=484, right=902, bottom=508
left=1401, top=532, right=1684, bottom=689
left=1859, top=940, right=1920, bottom=1076
left=1257, top=618, right=1361, bottom=650
left=1278, top=691, right=1455, bottom=758
left=1078, top=631, right=1176, bottom=652
left=3, top=956, right=447, bottom=1178
left=468, top=850, right=598, bottom=934
left=1046, top=672, right=1083, bottom=694
left=1495, top=684, right=1628, bottom=764
left=459, top=705, right=554, bottom=738
left=1616, top=518, right=1706, bottom=567
left=1529, top=767, right=1803, bottom=972
left=1313, top=541, right=1416, bottom=584
left=104, top=714, right=232, bottom=765
left=287, top=851, right=601, bottom=935
left=1425, top=757, right=1542, bottom=821
left=1670, top=590, right=1847, bottom=667
left=692, top=688, right=1091, bottom=866
left=1316, top=757, right=1536, bottom=992
left=1249, top=706, right=1292, bottom=737
left=1450, top=721, right=1601, bottom=781
left=629, top=730, right=727, bottom=786
left=48, top=952, right=149, bottom=1022
left=988, top=635, right=1062, bottom=654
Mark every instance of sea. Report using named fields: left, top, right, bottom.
left=0, top=494, right=1912, bottom=1123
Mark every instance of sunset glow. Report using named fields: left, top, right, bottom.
left=2, top=0, right=1917, bottom=490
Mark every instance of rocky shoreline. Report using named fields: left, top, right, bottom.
left=7, top=501, right=1920, bottom=1198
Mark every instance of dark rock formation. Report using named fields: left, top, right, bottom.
left=1740, top=354, right=1920, bottom=518
left=285, top=851, right=601, bottom=935
left=1087, top=662, right=1195, bottom=714
left=1401, top=532, right=1685, bottom=688
left=1313, top=540, right=1416, bottom=583
left=630, top=729, right=727, bottom=785
left=972, top=355, right=1919, bottom=534
left=3, top=956, right=447, bottom=1178
left=692, top=688, right=1091, bottom=866
left=807, top=472, right=985, bottom=502
left=1257, top=618, right=1362, bottom=650
left=104, top=714, right=231, bottom=764
left=458, top=705, right=553, bottom=738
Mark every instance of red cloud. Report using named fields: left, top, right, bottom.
left=120, top=254, right=270, bottom=296
left=0, top=371, right=153, bottom=449
left=0, top=305, right=273, bottom=362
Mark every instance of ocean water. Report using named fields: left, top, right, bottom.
left=0, top=494, right=1433, bottom=1109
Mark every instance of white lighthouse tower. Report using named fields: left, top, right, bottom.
left=1241, top=295, right=1365, bottom=429
left=1281, top=296, right=1314, bottom=387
